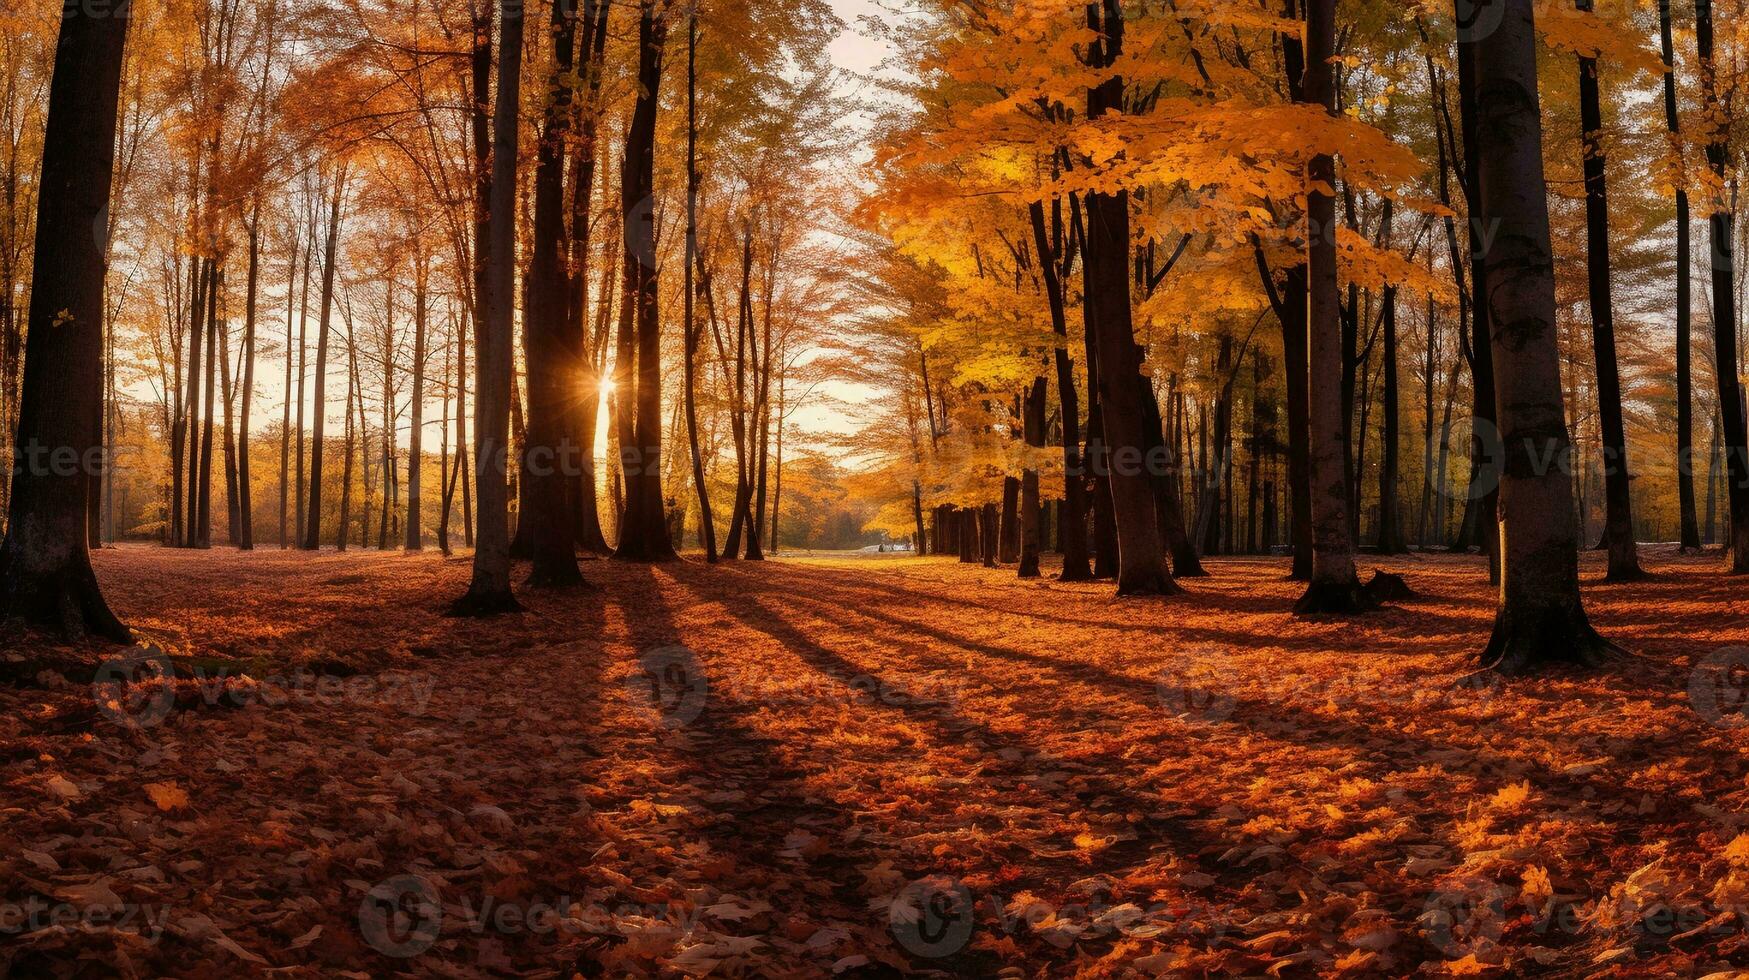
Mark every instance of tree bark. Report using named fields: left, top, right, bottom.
left=0, top=0, right=132, bottom=641
left=1575, top=4, right=1643, bottom=580
left=521, top=0, right=585, bottom=587
left=1662, top=0, right=1702, bottom=551
left=1295, top=0, right=1370, bottom=614
left=452, top=0, right=523, bottom=614
left=1696, top=0, right=1748, bottom=570
left=303, top=174, right=344, bottom=550
left=1029, top=198, right=1092, bottom=580
left=613, top=0, right=678, bottom=562
left=1471, top=0, right=1615, bottom=672
left=683, top=14, right=717, bottom=562
left=1080, top=3, right=1176, bottom=596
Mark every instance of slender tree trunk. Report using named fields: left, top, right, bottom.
left=0, top=0, right=132, bottom=639
left=1661, top=0, right=1701, bottom=551
left=1376, top=283, right=1405, bottom=554
left=406, top=256, right=426, bottom=551
left=1473, top=0, right=1615, bottom=672
left=184, top=259, right=206, bottom=548
left=197, top=263, right=218, bottom=548
left=1296, top=0, right=1369, bottom=613
left=1019, top=372, right=1045, bottom=578
left=1575, top=7, right=1643, bottom=580
left=303, top=174, right=344, bottom=550
left=453, top=0, right=523, bottom=613
left=683, top=14, right=717, bottom=562
left=1029, top=198, right=1091, bottom=580
left=239, top=208, right=258, bottom=550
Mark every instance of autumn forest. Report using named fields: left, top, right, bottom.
left=4, top=0, right=1749, bottom=975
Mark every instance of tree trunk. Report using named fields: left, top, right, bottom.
left=239, top=207, right=258, bottom=550
left=1472, top=0, right=1614, bottom=672
left=613, top=0, right=678, bottom=562
left=1295, top=0, right=1370, bottom=614
left=1696, top=0, right=1749, bottom=571
left=197, top=262, right=218, bottom=548
left=0, top=0, right=132, bottom=641
left=406, top=252, right=427, bottom=551
left=303, top=174, right=343, bottom=551
left=1661, top=0, right=1701, bottom=551
left=1575, top=7, right=1643, bottom=580
left=452, top=0, right=524, bottom=614
left=683, top=14, right=717, bottom=562
left=1079, top=7, right=1176, bottom=597
left=1029, top=198, right=1091, bottom=580
left=1457, top=14, right=1501, bottom=583
left=521, top=0, right=585, bottom=587
left=1019, top=372, right=1045, bottom=578
left=1376, top=283, right=1405, bottom=554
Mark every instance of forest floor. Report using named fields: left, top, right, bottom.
left=2, top=544, right=1748, bottom=978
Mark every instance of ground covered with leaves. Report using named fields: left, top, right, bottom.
left=2, top=544, right=1748, bottom=977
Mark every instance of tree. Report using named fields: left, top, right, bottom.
left=612, top=0, right=678, bottom=563
left=451, top=0, right=523, bottom=614
left=1573, top=0, right=1643, bottom=582
left=1471, top=0, right=1615, bottom=673
left=0, top=0, right=133, bottom=641
left=1080, top=0, right=1177, bottom=597
left=1695, top=0, right=1749, bottom=572
left=520, top=0, right=585, bottom=587
left=303, top=169, right=345, bottom=550
left=1661, top=0, right=1701, bottom=553
left=1294, top=0, right=1371, bottom=615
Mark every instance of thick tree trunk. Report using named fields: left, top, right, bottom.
left=567, top=0, right=613, bottom=555
left=999, top=474, right=1020, bottom=564
left=1472, top=0, right=1614, bottom=672
left=613, top=0, right=678, bottom=563
left=1457, top=16, right=1501, bottom=583
left=1575, top=12, right=1643, bottom=580
left=1081, top=2, right=1175, bottom=596
left=1661, top=0, right=1701, bottom=552
left=1295, top=0, right=1370, bottom=614
left=0, top=0, right=132, bottom=641
left=521, top=0, right=585, bottom=588
left=1696, top=0, right=1749, bottom=571
left=452, top=0, right=523, bottom=614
